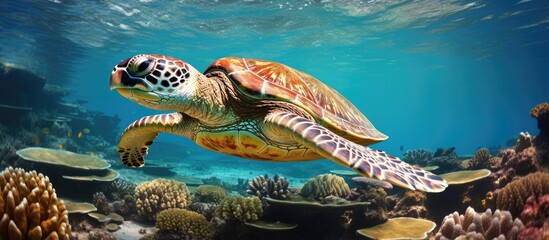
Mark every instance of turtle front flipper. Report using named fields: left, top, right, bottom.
left=265, top=111, right=448, bottom=193
left=117, top=112, right=187, bottom=167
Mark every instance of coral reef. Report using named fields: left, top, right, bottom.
left=402, top=148, right=433, bottom=166
left=134, top=178, right=192, bottom=220
left=247, top=174, right=290, bottom=200
left=193, top=185, right=228, bottom=204
left=353, top=185, right=388, bottom=226
left=494, top=172, right=549, bottom=217
left=430, top=147, right=462, bottom=172
left=300, top=174, right=351, bottom=201
left=499, top=146, right=540, bottom=176
left=189, top=202, right=218, bottom=221
left=105, top=178, right=136, bottom=201
left=467, top=148, right=495, bottom=170
left=515, top=132, right=533, bottom=153
left=0, top=167, right=71, bottom=239
left=215, top=195, right=263, bottom=222
left=389, top=190, right=427, bottom=218
left=531, top=102, right=549, bottom=140
left=92, top=192, right=110, bottom=214
left=358, top=217, right=436, bottom=240
left=518, top=194, right=549, bottom=239
left=433, top=207, right=522, bottom=240
left=155, top=208, right=213, bottom=240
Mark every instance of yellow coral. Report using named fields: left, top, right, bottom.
left=193, top=185, right=227, bottom=204
left=134, top=178, right=191, bottom=220
left=215, top=196, right=263, bottom=222
left=156, top=208, right=213, bottom=240
left=300, top=174, right=351, bottom=200
left=0, top=167, right=71, bottom=239
left=496, top=172, right=549, bottom=216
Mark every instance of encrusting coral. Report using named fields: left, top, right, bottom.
left=246, top=174, right=290, bottom=200
left=155, top=208, right=213, bottom=240
left=494, top=172, right=549, bottom=217
left=0, top=167, right=71, bottom=239
left=518, top=194, right=549, bottom=239
left=432, top=207, right=523, bottom=240
left=134, top=178, right=191, bottom=220
left=300, top=174, right=351, bottom=201
left=215, top=195, right=263, bottom=222
left=193, top=185, right=228, bottom=204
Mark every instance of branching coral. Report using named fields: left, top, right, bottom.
left=300, top=174, right=350, bottom=201
left=193, top=185, right=228, bottom=204
left=246, top=174, right=290, bottom=200
left=433, top=207, right=522, bottom=240
left=106, top=178, right=136, bottom=201
left=92, top=192, right=110, bottom=214
left=402, top=148, right=433, bottom=166
left=215, top=195, right=263, bottom=222
left=155, top=208, right=213, bottom=240
left=134, top=178, right=191, bottom=220
left=495, top=172, right=549, bottom=217
left=430, top=147, right=462, bottom=172
left=467, top=148, right=493, bottom=170
left=389, top=190, right=427, bottom=218
left=0, top=167, right=71, bottom=239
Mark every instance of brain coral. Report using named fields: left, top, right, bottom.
left=215, top=195, right=263, bottom=222
left=134, top=178, right=191, bottom=220
left=193, top=185, right=227, bottom=204
left=495, top=172, right=549, bottom=217
left=0, top=167, right=71, bottom=239
left=300, top=174, right=351, bottom=200
left=156, top=208, right=213, bottom=240
left=433, top=207, right=523, bottom=240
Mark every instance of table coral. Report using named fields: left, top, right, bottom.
left=0, top=167, right=71, bottom=239
left=215, top=195, right=263, bottom=222
left=433, top=207, right=522, bottom=240
left=134, top=178, right=191, bottom=220
left=495, top=172, right=549, bottom=217
left=155, top=208, right=213, bottom=240
left=300, top=174, right=350, bottom=201
left=194, top=185, right=228, bottom=204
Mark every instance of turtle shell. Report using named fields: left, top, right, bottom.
left=206, top=57, right=388, bottom=145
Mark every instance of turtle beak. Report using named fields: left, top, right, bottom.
left=110, top=69, right=160, bottom=101
left=109, top=69, right=124, bottom=91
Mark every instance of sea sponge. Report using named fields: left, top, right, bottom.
left=193, top=185, right=228, bottom=204
left=134, top=178, right=191, bottom=220
left=246, top=174, right=290, bottom=200
left=433, top=207, right=522, bottom=240
left=495, top=172, right=549, bottom=217
left=467, top=148, right=493, bottom=170
left=531, top=102, right=549, bottom=139
left=300, top=174, right=351, bottom=200
left=0, top=167, right=71, bottom=239
left=215, top=195, right=263, bottom=222
left=155, top=208, right=213, bottom=240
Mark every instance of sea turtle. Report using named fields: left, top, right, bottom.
left=110, top=55, right=448, bottom=192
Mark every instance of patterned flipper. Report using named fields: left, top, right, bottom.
left=117, top=112, right=184, bottom=167
left=266, top=112, right=448, bottom=193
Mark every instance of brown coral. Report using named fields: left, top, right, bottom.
left=433, top=207, right=523, bottom=240
left=300, top=174, right=350, bottom=201
left=134, top=178, right=191, bottom=220
left=467, top=148, right=495, bottom=170
left=193, top=185, right=227, bottom=204
left=155, top=208, right=213, bottom=240
left=389, top=190, right=427, bottom=218
left=0, top=167, right=71, bottom=239
left=531, top=102, right=549, bottom=139
left=215, top=195, right=263, bottom=222
left=495, top=172, right=549, bottom=217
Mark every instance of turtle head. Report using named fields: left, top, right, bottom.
left=110, top=54, right=201, bottom=110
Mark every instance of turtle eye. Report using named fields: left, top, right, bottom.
left=129, top=55, right=154, bottom=77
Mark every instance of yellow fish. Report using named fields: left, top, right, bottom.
left=89, top=151, right=95, bottom=157
left=33, top=136, right=41, bottom=145
left=67, top=132, right=71, bottom=138
left=41, top=128, right=49, bottom=135
left=77, top=132, right=83, bottom=139
left=58, top=144, right=63, bottom=149
left=83, top=128, right=91, bottom=134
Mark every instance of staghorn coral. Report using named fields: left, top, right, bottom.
left=134, top=178, right=191, bottom=220
left=433, top=207, right=522, bottom=240
left=246, top=174, right=290, bottom=200
left=193, top=185, right=228, bottom=204
left=531, top=102, right=549, bottom=140
left=495, top=172, right=549, bottom=217
left=0, top=167, right=71, bottom=239
left=155, top=208, right=213, bottom=240
left=518, top=194, right=549, bottom=239
left=92, top=192, right=110, bottom=214
left=467, top=148, right=494, bottom=170
left=402, top=148, right=433, bottom=166
left=300, top=174, right=351, bottom=201
left=389, top=190, right=427, bottom=218
left=215, top=195, right=263, bottom=222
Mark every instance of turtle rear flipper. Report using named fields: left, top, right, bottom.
left=117, top=112, right=187, bottom=167
left=266, top=111, right=448, bottom=193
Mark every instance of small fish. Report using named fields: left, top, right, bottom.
left=41, top=128, right=49, bottom=135
left=77, top=132, right=83, bottom=139
left=89, top=151, right=95, bottom=157
left=67, top=132, right=71, bottom=138
left=58, top=143, right=63, bottom=149
left=33, top=136, right=41, bottom=145
left=83, top=128, right=91, bottom=134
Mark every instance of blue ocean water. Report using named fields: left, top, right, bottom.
left=1, top=0, right=548, bottom=161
